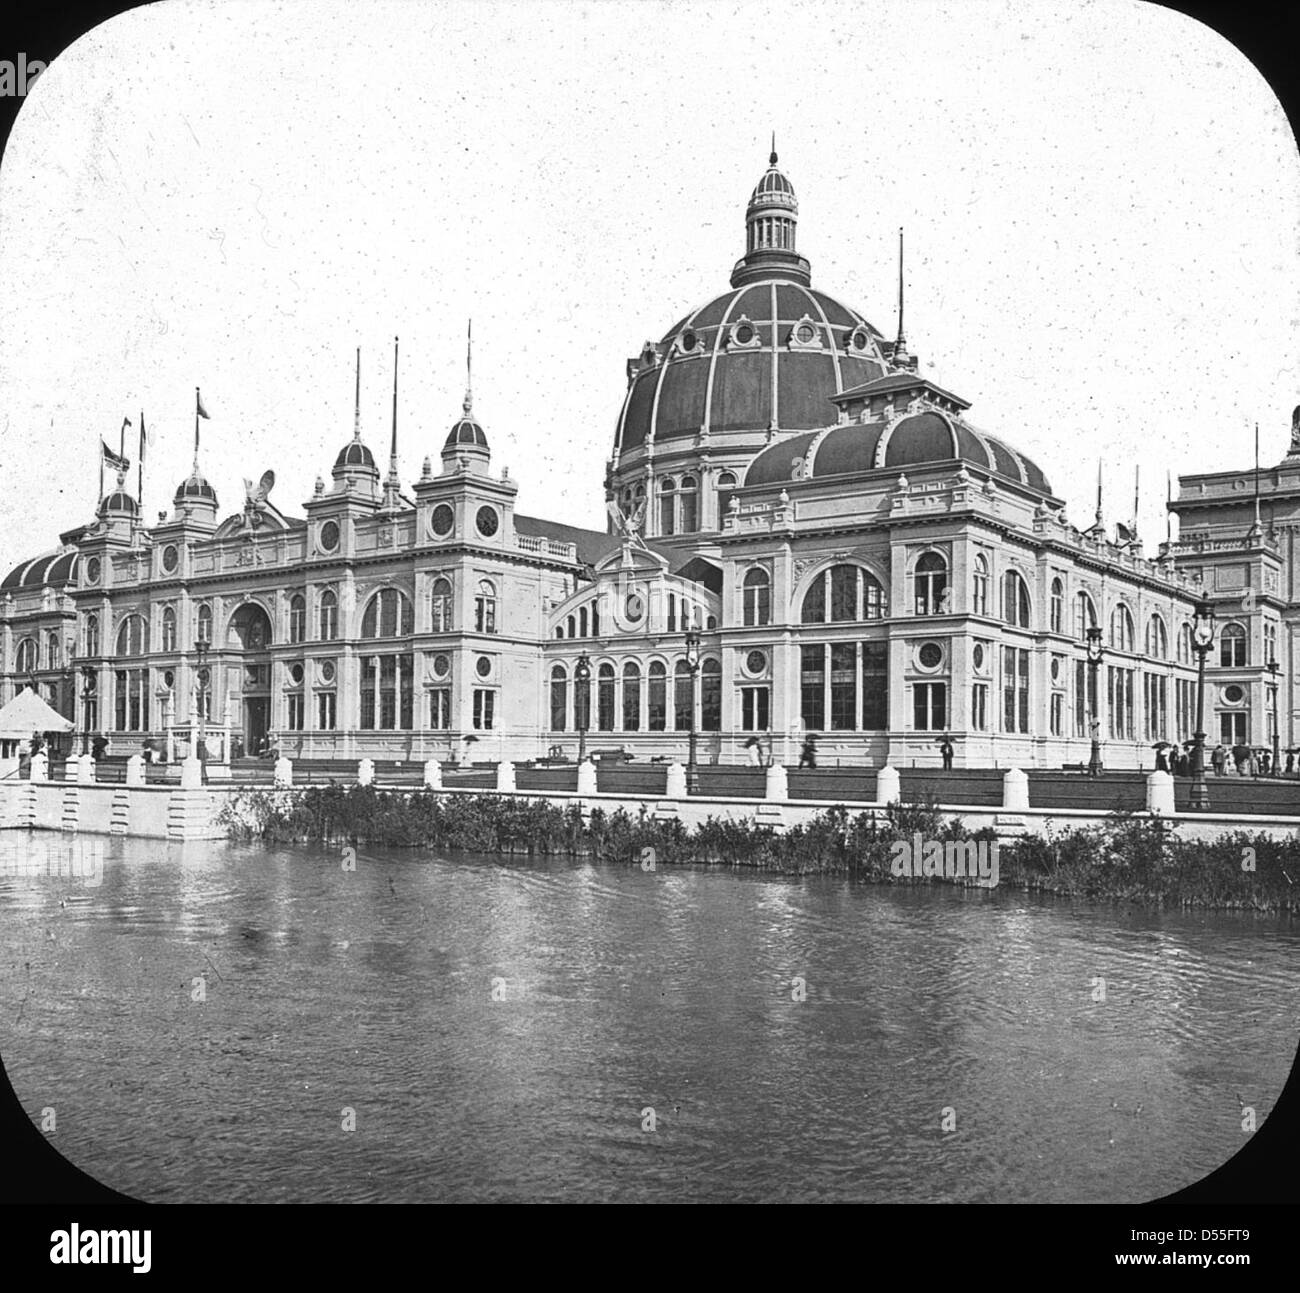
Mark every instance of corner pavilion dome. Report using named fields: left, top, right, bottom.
left=174, top=467, right=218, bottom=507
left=612, top=149, right=890, bottom=458
left=98, top=488, right=139, bottom=518
left=334, top=439, right=377, bottom=471
left=444, top=398, right=489, bottom=451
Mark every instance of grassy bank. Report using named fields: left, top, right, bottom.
left=217, top=785, right=1299, bottom=912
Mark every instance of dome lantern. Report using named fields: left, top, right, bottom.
left=731, top=139, right=812, bottom=288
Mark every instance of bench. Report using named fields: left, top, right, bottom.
left=589, top=747, right=634, bottom=763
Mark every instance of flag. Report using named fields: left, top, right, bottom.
left=196, top=391, right=210, bottom=419
left=101, top=440, right=130, bottom=472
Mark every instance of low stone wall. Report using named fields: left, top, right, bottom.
left=3, top=763, right=1299, bottom=844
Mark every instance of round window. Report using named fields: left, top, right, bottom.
left=432, top=653, right=451, bottom=678
left=972, top=643, right=985, bottom=671
left=289, top=663, right=304, bottom=685
left=161, top=544, right=179, bottom=573
left=197, top=667, right=211, bottom=687
left=476, top=506, right=499, bottom=537
left=319, top=520, right=340, bottom=552
left=746, top=649, right=767, bottom=675
left=625, top=591, right=645, bottom=622
left=163, top=669, right=175, bottom=689
left=85, top=557, right=101, bottom=585
left=430, top=504, right=454, bottom=537
left=918, top=642, right=944, bottom=669
left=796, top=322, right=815, bottom=343
left=680, top=329, right=697, bottom=352
left=1050, top=658, right=1061, bottom=683
left=852, top=329, right=868, bottom=351
left=320, top=660, right=336, bottom=684
left=734, top=323, right=754, bottom=345
left=475, top=656, right=492, bottom=678
left=1223, top=684, right=1245, bottom=704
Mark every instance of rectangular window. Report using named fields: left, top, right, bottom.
left=1049, top=692, right=1063, bottom=737
left=317, top=692, right=336, bottom=731
left=741, top=686, right=770, bottom=732
left=360, top=659, right=376, bottom=731
left=800, top=643, right=825, bottom=731
left=1018, top=649, right=1029, bottom=732
left=473, top=689, right=495, bottom=730
left=829, top=642, right=857, bottom=730
left=598, top=674, right=615, bottom=732
left=701, top=667, right=721, bottom=732
left=1002, top=646, right=1028, bottom=733
left=1108, top=666, right=1135, bottom=740
left=380, top=656, right=397, bottom=730
left=1220, top=711, right=1248, bottom=745
left=913, top=682, right=947, bottom=731
left=673, top=668, right=692, bottom=731
left=287, top=693, right=305, bottom=731
left=972, top=683, right=988, bottom=732
left=430, top=688, right=451, bottom=729
left=861, top=641, right=888, bottom=730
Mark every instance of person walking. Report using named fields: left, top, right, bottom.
left=1154, top=746, right=1169, bottom=773
left=1211, top=744, right=1227, bottom=776
left=798, top=733, right=818, bottom=769
left=1232, top=742, right=1248, bottom=775
left=1288, top=751, right=1296, bottom=777
left=938, top=733, right=954, bottom=770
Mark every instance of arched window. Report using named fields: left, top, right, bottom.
left=475, top=580, right=497, bottom=634
left=1145, top=613, right=1168, bottom=660
left=289, top=594, right=306, bottom=644
left=679, top=476, right=698, bottom=533
left=46, top=632, right=60, bottom=668
left=972, top=554, right=989, bottom=616
left=426, top=579, right=450, bottom=633
left=659, top=478, right=676, bottom=536
left=15, top=637, right=37, bottom=674
left=579, top=605, right=588, bottom=638
left=161, top=606, right=177, bottom=652
left=566, top=614, right=576, bottom=639
left=1176, top=622, right=1192, bottom=664
left=549, top=664, right=567, bottom=731
left=591, top=599, right=600, bottom=637
left=701, top=658, right=721, bottom=731
left=648, top=660, right=667, bottom=731
left=666, top=592, right=677, bottom=633
left=802, top=565, right=886, bottom=623
left=84, top=612, right=100, bottom=657
left=673, top=660, right=692, bottom=730
left=116, top=614, right=148, bottom=657
left=1109, top=604, right=1135, bottom=653
left=1220, top=622, right=1247, bottom=667
left=1002, top=570, right=1031, bottom=628
left=196, top=603, right=212, bottom=644
left=1049, top=578, right=1064, bottom=634
left=361, top=588, right=414, bottom=638
left=597, top=663, right=616, bottom=731
left=1074, top=592, right=1097, bottom=641
left=743, top=567, right=771, bottom=626
left=622, top=662, right=641, bottom=731
left=319, top=590, right=339, bottom=640
left=914, top=552, right=948, bottom=616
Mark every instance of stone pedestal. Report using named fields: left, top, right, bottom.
left=358, top=758, right=375, bottom=787
left=496, top=760, right=516, bottom=792
left=1003, top=768, right=1029, bottom=811
left=876, top=765, right=900, bottom=806
left=274, top=757, right=293, bottom=788
left=576, top=759, right=597, bottom=796
left=665, top=762, right=687, bottom=798
left=1146, top=770, right=1174, bottom=815
left=179, top=756, right=203, bottom=789
left=125, top=754, right=145, bottom=787
left=423, top=759, right=442, bottom=790
left=765, top=764, right=788, bottom=801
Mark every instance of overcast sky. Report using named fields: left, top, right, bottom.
left=0, top=0, right=1296, bottom=563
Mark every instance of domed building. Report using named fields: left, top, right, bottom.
left=3, top=149, right=1270, bottom=774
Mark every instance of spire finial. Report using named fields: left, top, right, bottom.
left=353, top=347, right=361, bottom=442
left=464, top=318, right=473, bottom=414
left=896, top=227, right=906, bottom=351
left=770, top=132, right=777, bottom=166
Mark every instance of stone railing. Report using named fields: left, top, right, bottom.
left=516, top=535, right=577, bottom=560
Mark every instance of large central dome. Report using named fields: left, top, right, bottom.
left=611, top=150, right=891, bottom=460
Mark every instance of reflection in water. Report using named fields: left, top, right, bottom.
left=0, top=833, right=1295, bottom=1203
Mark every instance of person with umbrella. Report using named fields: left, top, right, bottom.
left=1153, top=741, right=1170, bottom=773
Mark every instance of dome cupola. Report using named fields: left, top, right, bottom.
left=731, top=139, right=812, bottom=288
left=174, top=466, right=218, bottom=508
left=441, top=322, right=491, bottom=472
left=332, top=347, right=380, bottom=489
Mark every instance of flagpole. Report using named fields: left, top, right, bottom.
left=138, top=411, right=144, bottom=506
left=195, top=388, right=201, bottom=463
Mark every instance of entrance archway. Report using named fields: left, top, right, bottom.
left=227, top=603, right=274, bottom=757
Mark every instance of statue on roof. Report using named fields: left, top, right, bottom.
left=242, top=470, right=275, bottom=528
left=1289, top=405, right=1300, bottom=457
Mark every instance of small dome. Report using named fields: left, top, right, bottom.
left=750, top=164, right=796, bottom=204
left=444, top=416, right=488, bottom=450
left=334, top=440, right=377, bottom=470
left=99, top=490, right=139, bottom=517
left=174, top=469, right=218, bottom=506
left=1, top=550, right=77, bottom=590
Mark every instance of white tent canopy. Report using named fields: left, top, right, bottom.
left=0, top=686, right=76, bottom=742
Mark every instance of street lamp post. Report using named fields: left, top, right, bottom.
left=1189, top=599, right=1216, bottom=811
left=684, top=628, right=701, bottom=794
left=79, top=666, right=96, bottom=756
left=1085, top=626, right=1104, bottom=778
left=194, top=639, right=210, bottom=761
left=1267, top=657, right=1280, bottom=778
left=574, top=652, right=591, bottom=764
